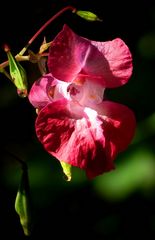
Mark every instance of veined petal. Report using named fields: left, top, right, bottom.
left=35, top=99, right=116, bottom=179
left=90, top=38, right=133, bottom=88
left=28, top=73, right=70, bottom=109
left=48, top=24, right=132, bottom=88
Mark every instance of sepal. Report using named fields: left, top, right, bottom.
left=60, top=161, right=72, bottom=181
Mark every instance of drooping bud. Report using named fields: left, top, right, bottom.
left=60, top=161, right=72, bottom=181
left=15, top=165, right=33, bottom=236
left=4, top=44, right=28, bottom=98
left=73, top=10, right=102, bottom=22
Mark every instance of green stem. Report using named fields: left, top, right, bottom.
left=0, top=55, right=30, bottom=69
left=0, top=53, right=48, bottom=70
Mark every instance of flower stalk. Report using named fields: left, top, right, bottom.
left=0, top=6, right=76, bottom=72
left=18, top=5, right=76, bottom=56
left=0, top=5, right=102, bottom=72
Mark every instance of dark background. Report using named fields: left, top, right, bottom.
left=1, top=0, right=155, bottom=239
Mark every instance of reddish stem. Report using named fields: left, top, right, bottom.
left=28, top=5, right=76, bottom=46
left=0, top=5, right=76, bottom=68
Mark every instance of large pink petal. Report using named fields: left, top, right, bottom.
left=48, top=24, right=132, bottom=87
left=35, top=99, right=116, bottom=179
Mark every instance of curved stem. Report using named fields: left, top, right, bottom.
left=18, top=5, right=76, bottom=56
left=0, top=5, right=75, bottom=71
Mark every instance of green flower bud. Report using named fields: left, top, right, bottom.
left=4, top=44, right=28, bottom=98
left=74, top=10, right=102, bottom=22
left=15, top=166, right=32, bottom=236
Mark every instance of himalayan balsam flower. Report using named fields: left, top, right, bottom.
left=28, top=24, right=136, bottom=179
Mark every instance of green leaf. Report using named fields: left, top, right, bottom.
left=74, top=10, right=102, bottom=22
left=15, top=166, right=32, bottom=236
left=4, top=45, right=28, bottom=97
left=60, top=161, right=72, bottom=181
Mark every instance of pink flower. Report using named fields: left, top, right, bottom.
left=28, top=24, right=136, bottom=179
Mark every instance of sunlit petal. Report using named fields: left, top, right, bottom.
left=48, top=24, right=132, bottom=87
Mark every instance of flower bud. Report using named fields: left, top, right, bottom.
left=74, top=10, right=102, bottom=22
left=4, top=44, right=28, bottom=97
left=15, top=166, right=32, bottom=236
